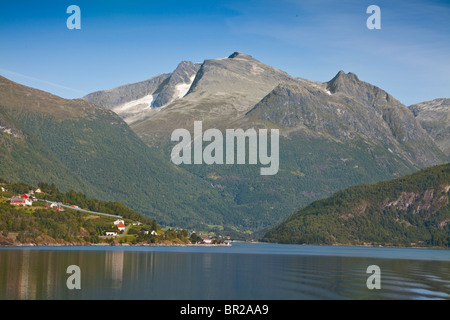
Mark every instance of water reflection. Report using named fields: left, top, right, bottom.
left=0, top=246, right=449, bottom=300
left=105, top=250, right=124, bottom=289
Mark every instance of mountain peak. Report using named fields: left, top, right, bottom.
left=333, top=70, right=359, bottom=81
left=228, top=52, right=254, bottom=60
left=327, top=70, right=361, bottom=94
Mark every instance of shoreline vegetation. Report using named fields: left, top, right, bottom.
left=0, top=240, right=233, bottom=248
left=0, top=240, right=449, bottom=250
left=0, top=239, right=448, bottom=250
left=0, top=180, right=231, bottom=248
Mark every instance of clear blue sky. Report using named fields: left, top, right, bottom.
left=0, top=0, right=449, bottom=105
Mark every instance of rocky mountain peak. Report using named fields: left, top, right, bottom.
left=327, top=70, right=360, bottom=94
left=227, top=52, right=255, bottom=60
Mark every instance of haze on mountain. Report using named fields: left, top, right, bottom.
left=83, top=52, right=448, bottom=236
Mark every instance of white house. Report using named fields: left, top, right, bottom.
left=114, top=219, right=124, bottom=225
left=105, top=231, right=118, bottom=236
left=49, top=202, right=61, bottom=210
left=10, top=196, right=32, bottom=206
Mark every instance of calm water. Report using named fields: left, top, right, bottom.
left=0, top=243, right=449, bottom=300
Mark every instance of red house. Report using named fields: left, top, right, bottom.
left=117, top=222, right=126, bottom=231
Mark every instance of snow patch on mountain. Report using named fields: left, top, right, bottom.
left=115, top=94, right=156, bottom=112
left=175, top=75, right=196, bottom=99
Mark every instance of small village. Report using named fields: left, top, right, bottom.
left=2, top=186, right=231, bottom=246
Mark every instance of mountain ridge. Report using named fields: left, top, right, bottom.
left=80, top=52, right=448, bottom=235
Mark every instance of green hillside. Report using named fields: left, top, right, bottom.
left=263, top=163, right=450, bottom=247
left=0, top=179, right=158, bottom=245
left=0, top=76, right=239, bottom=230
left=0, top=179, right=203, bottom=246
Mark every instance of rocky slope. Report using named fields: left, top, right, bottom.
left=409, top=98, right=450, bottom=156
left=84, top=61, right=202, bottom=124
left=246, top=70, right=445, bottom=168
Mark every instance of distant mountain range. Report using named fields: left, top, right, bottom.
left=263, top=163, right=450, bottom=247
left=1, top=52, right=448, bottom=238
left=83, top=52, right=448, bottom=234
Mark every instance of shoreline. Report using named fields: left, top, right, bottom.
left=0, top=241, right=448, bottom=250
left=0, top=242, right=233, bottom=248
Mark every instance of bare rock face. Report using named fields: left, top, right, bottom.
left=246, top=71, right=446, bottom=168
left=83, top=73, right=171, bottom=110
left=409, top=98, right=450, bottom=156
left=151, top=61, right=201, bottom=108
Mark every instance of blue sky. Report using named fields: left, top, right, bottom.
left=0, top=0, right=449, bottom=105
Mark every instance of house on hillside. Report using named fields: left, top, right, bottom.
left=35, top=188, right=42, bottom=193
left=50, top=202, right=61, bottom=211
left=140, top=228, right=157, bottom=235
left=105, top=231, right=118, bottom=236
left=117, top=221, right=126, bottom=231
left=10, top=196, right=32, bottom=206
left=114, top=219, right=124, bottom=225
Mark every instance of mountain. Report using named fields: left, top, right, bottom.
left=245, top=70, right=445, bottom=168
left=263, top=163, right=450, bottom=247
left=0, top=76, right=109, bottom=195
left=83, top=52, right=448, bottom=234
left=84, top=61, right=202, bottom=124
left=0, top=75, right=242, bottom=229
left=409, top=98, right=450, bottom=156
left=86, top=52, right=295, bottom=140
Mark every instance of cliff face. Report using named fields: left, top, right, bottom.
left=383, top=186, right=449, bottom=215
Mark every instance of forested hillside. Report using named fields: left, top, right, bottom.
left=263, top=163, right=450, bottom=247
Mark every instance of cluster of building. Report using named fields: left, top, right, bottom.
left=7, top=189, right=64, bottom=211
left=104, top=219, right=160, bottom=237
left=104, top=219, right=126, bottom=236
